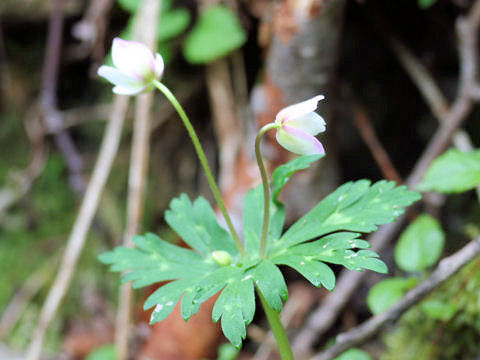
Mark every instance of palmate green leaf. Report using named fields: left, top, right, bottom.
left=243, top=185, right=285, bottom=258
left=273, top=180, right=421, bottom=251
left=99, top=193, right=256, bottom=347
left=271, top=232, right=387, bottom=290
left=417, top=149, right=480, bottom=193
left=212, top=277, right=255, bottom=348
left=99, top=233, right=215, bottom=288
left=243, top=155, right=321, bottom=258
left=248, top=260, right=288, bottom=312
left=165, top=194, right=239, bottom=257
left=394, top=214, right=445, bottom=272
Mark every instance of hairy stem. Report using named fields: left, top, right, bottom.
left=153, top=80, right=245, bottom=257
left=257, top=288, right=294, bottom=360
left=256, top=123, right=279, bottom=258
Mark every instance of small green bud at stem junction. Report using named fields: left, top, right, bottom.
left=212, top=250, right=232, bottom=266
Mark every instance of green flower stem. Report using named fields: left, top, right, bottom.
left=153, top=80, right=245, bottom=257
left=257, top=288, right=294, bottom=360
left=256, top=123, right=280, bottom=259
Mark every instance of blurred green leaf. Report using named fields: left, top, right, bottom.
left=367, top=277, right=418, bottom=314
left=421, top=299, right=458, bottom=321
left=216, top=343, right=240, bottom=360
left=395, top=214, right=445, bottom=272
left=418, top=149, right=480, bottom=193
left=418, top=0, right=437, bottom=9
left=183, top=5, right=246, bottom=64
left=157, top=8, right=190, bottom=42
left=334, top=348, right=373, bottom=360
left=86, top=345, right=117, bottom=360
left=117, top=0, right=172, bottom=13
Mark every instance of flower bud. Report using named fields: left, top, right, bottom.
left=212, top=250, right=232, bottom=266
left=97, top=38, right=164, bottom=95
left=274, top=95, right=326, bottom=155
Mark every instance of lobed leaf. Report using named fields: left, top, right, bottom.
left=274, top=180, right=421, bottom=251
left=165, top=194, right=239, bottom=257
left=271, top=154, right=323, bottom=203
left=212, top=278, right=255, bottom=348
left=243, top=185, right=285, bottom=258
left=248, top=260, right=288, bottom=312
left=99, top=233, right=215, bottom=288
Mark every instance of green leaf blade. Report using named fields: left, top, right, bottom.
left=418, top=149, right=480, bottom=193
left=277, top=180, right=421, bottom=250
left=394, top=214, right=445, bottom=272
left=249, top=260, right=287, bottom=312
left=212, top=278, right=255, bottom=348
left=165, top=194, right=238, bottom=257
left=367, top=277, right=418, bottom=314
left=271, top=154, right=323, bottom=203
left=183, top=5, right=246, bottom=64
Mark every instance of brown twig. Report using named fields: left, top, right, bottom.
left=115, top=1, right=161, bottom=359
left=25, top=94, right=129, bottom=360
left=292, top=2, right=480, bottom=356
left=313, top=237, right=480, bottom=360
left=344, top=85, right=403, bottom=184
left=39, top=0, right=86, bottom=195
left=386, top=27, right=480, bottom=200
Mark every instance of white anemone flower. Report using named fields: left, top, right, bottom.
left=274, top=95, right=326, bottom=155
left=97, top=38, right=164, bottom=95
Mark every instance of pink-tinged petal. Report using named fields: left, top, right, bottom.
left=275, top=95, right=325, bottom=124
left=286, top=112, right=326, bottom=136
left=98, top=65, right=145, bottom=94
left=154, top=53, right=164, bottom=79
left=276, top=125, right=325, bottom=155
left=111, top=38, right=155, bottom=80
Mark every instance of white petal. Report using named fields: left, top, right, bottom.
left=154, top=53, right=164, bottom=79
left=113, top=85, right=146, bottom=95
left=276, top=126, right=325, bottom=155
left=98, top=65, right=146, bottom=94
left=285, top=112, right=326, bottom=136
left=275, top=95, right=325, bottom=124
left=111, top=38, right=155, bottom=80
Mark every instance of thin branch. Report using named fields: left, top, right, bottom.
left=115, top=1, right=160, bottom=359
left=292, top=2, right=480, bottom=356
left=343, top=85, right=403, bottom=184
left=39, top=0, right=86, bottom=195
left=25, top=94, right=129, bottom=360
left=313, top=237, right=480, bottom=360
left=386, top=27, right=480, bottom=199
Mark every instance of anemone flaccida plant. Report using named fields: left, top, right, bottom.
left=98, top=38, right=421, bottom=359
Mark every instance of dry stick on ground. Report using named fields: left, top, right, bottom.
left=292, top=3, right=480, bottom=357
left=39, top=0, right=86, bottom=195
left=25, top=95, right=129, bottom=360
left=115, top=1, right=160, bottom=359
left=313, top=237, right=480, bottom=360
